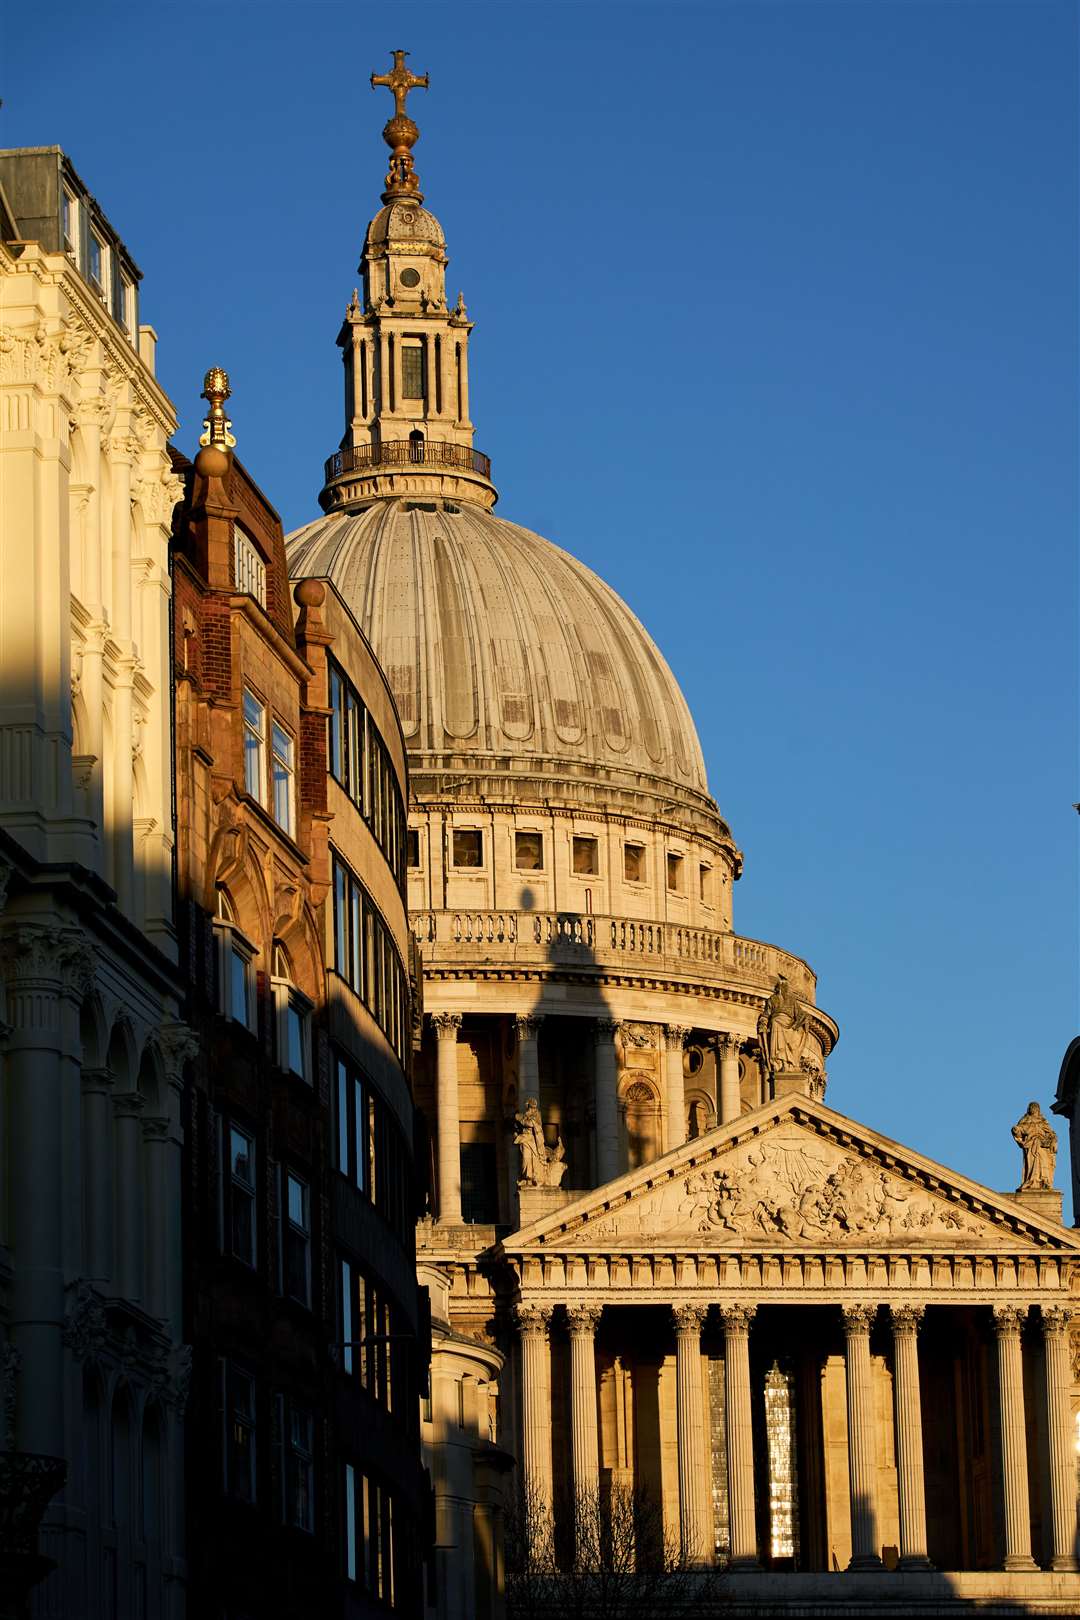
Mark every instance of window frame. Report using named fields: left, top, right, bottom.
left=271, top=719, right=296, bottom=838
left=87, top=227, right=106, bottom=296
left=401, top=343, right=425, bottom=400
left=62, top=187, right=79, bottom=262
left=221, top=1360, right=257, bottom=1504
left=283, top=1170, right=312, bottom=1308
left=224, top=1121, right=258, bottom=1269
left=572, top=834, right=599, bottom=876
left=451, top=827, right=483, bottom=870
left=666, top=851, right=685, bottom=893
left=514, top=829, right=544, bottom=872
left=278, top=1398, right=315, bottom=1533
left=213, top=894, right=258, bottom=1032
left=243, top=688, right=268, bottom=808
left=272, top=959, right=312, bottom=1083
left=234, top=525, right=267, bottom=607
left=623, top=842, right=646, bottom=884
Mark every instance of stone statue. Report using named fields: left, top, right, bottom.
left=758, top=975, right=810, bottom=1075
left=514, top=1097, right=567, bottom=1188
left=1012, top=1101, right=1057, bottom=1190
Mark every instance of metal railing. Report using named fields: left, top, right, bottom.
left=324, top=439, right=492, bottom=483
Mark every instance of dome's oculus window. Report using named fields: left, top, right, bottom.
left=400, top=267, right=421, bottom=288
left=572, top=836, right=599, bottom=876
left=515, top=831, right=543, bottom=872
left=623, top=843, right=645, bottom=884
left=453, top=829, right=483, bottom=869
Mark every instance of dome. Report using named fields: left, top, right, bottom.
left=286, top=500, right=713, bottom=806
left=365, top=201, right=445, bottom=249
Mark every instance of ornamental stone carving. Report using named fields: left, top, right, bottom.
left=758, top=975, right=812, bottom=1075
left=1040, top=1305, right=1073, bottom=1337
left=672, top=1303, right=707, bottom=1336
left=889, top=1304, right=925, bottom=1335
left=842, top=1304, right=878, bottom=1336
left=622, top=1022, right=656, bottom=1049
left=716, top=1303, right=756, bottom=1334
left=513, top=1302, right=552, bottom=1336
left=566, top=1304, right=603, bottom=1336
left=514, top=1097, right=567, bottom=1188
left=62, top=1282, right=108, bottom=1365
left=0, top=925, right=94, bottom=998
left=664, top=1024, right=692, bottom=1049
left=155, top=1021, right=200, bottom=1084
left=992, top=1304, right=1028, bottom=1337
left=514, top=1014, right=543, bottom=1041
left=431, top=1011, right=463, bottom=1039
left=1012, top=1101, right=1057, bottom=1190
left=593, top=1018, right=622, bottom=1044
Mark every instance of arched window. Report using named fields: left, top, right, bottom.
left=408, top=428, right=425, bottom=463
left=271, top=942, right=312, bottom=1083
left=622, top=1077, right=660, bottom=1170
left=213, top=888, right=256, bottom=1030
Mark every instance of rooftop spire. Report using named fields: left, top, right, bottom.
left=371, top=49, right=429, bottom=204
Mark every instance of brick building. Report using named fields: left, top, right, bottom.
left=171, top=370, right=429, bottom=1618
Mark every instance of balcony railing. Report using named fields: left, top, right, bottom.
left=324, top=439, right=492, bottom=483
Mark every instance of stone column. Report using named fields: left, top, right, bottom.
left=426, top=332, right=438, bottom=418
left=1040, top=1305, right=1077, bottom=1571
left=377, top=333, right=388, bottom=415
left=842, top=1304, right=882, bottom=1569
left=113, top=1089, right=145, bottom=1302
left=718, top=1302, right=758, bottom=1567
left=515, top=1014, right=543, bottom=1107
left=992, top=1304, right=1037, bottom=1570
left=515, top=1303, right=554, bottom=1526
left=889, top=1305, right=931, bottom=1568
left=567, top=1304, right=602, bottom=1503
left=673, top=1303, right=710, bottom=1564
left=81, top=1065, right=115, bottom=1283
left=156, top=1023, right=198, bottom=1338
left=664, top=1025, right=691, bottom=1151
left=432, top=1013, right=463, bottom=1224
left=717, top=1032, right=742, bottom=1127
left=593, top=1019, right=621, bottom=1185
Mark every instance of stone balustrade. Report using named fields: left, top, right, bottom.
left=411, top=908, right=816, bottom=998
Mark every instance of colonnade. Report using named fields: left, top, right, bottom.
left=511, top=1300, right=1078, bottom=1573
left=429, top=1012, right=748, bottom=1221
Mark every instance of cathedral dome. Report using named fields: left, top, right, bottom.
left=285, top=499, right=714, bottom=808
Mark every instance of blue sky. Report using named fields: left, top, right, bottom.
left=7, top=1, right=1077, bottom=1207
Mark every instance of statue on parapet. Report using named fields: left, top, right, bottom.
left=514, top=1097, right=567, bottom=1188
left=1012, top=1100, right=1057, bottom=1190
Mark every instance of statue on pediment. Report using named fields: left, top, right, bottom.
left=515, top=1097, right=567, bottom=1189
left=1012, top=1101, right=1057, bottom=1191
left=759, top=976, right=811, bottom=1075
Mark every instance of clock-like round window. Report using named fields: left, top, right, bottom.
left=400, top=268, right=421, bottom=288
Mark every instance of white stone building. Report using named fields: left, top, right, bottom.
left=286, top=62, right=1080, bottom=1617
left=0, top=150, right=190, bottom=1617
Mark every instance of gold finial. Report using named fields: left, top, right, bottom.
left=371, top=49, right=429, bottom=202
left=199, top=367, right=236, bottom=450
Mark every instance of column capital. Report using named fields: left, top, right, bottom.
left=566, top=1303, right=603, bottom=1338
left=672, top=1302, right=707, bottom=1337
left=514, top=1013, right=543, bottom=1041
left=717, top=1302, right=756, bottom=1335
left=889, top=1304, right=925, bottom=1336
left=112, top=1090, right=145, bottom=1119
left=992, top=1303, right=1028, bottom=1338
left=842, top=1303, right=878, bottom=1337
left=430, top=1011, right=463, bottom=1040
left=664, top=1023, right=692, bottom=1048
left=513, top=1301, right=553, bottom=1338
left=593, top=1017, right=622, bottom=1043
left=1040, top=1304, right=1073, bottom=1338
left=0, top=924, right=95, bottom=998
left=155, top=1020, right=200, bottom=1084
left=715, top=1031, right=743, bottom=1058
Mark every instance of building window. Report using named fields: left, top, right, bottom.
left=284, top=1172, right=311, bottom=1307
left=272, top=947, right=311, bottom=1081
left=221, top=1361, right=257, bottom=1503
left=331, top=855, right=410, bottom=1061
left=401, top=345, right=424, bottom=399
left=88, top=229, right=106, bottom=295
left=243, top=690, right=267, bottom=806
left=214, top=890, right=256, bottom=1030
left=406, top=828, right=420, bottom=868
left=515, top=830, right=543, bottom=871
left=452, top=828, right=482, bottom=869
left=327, top=657, right=408, bottom=891
left=624, top=843, right=645, bottom=883
left=62, top=188, right=78, bottom=260
left=572, top=835, right=599, bottom=876
left=333, top=1055, right=411, bottom=1242
left=271, top=722, right=295, bottom=837
left=699, top=864, right=711, bottom=904
left=234, top=527, right=267, bottom=606
left=278, top=1400, right=315, bottom=1533
left=667, top=852, right=684, bottom=892
left=461, top=1142, right=498, bottom=1224
left=226, top=1124, right=257, bottom=1266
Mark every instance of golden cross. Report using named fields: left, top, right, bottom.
left=371, top=50, right=429, bottom=119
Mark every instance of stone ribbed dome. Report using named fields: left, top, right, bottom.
left=285, top=500, right=710, bottom=800
left=366, top=201, right=445, bottom=249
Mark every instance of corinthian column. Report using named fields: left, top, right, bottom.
left=593, top=1019, right=621, bottom=1185
left=432, top=1013, right=462, bottom=1224
left=718, top=1302, right=758, bottom=1567
left=515, top=1302, right=554, bottom=1522
left=716, top=1032, right=742, bottom=1126
left=664, top=1025, right=691, bottom=1151
left=1040, top=1305, right=1078, bottom=1571
left=842, top=1304, right=882, bottom=1569
left=673, top=1303, right=711, bottom=1565
left=515, top=1014, right=543, bottom=1105
left=992, top=1304, right=1037, bottom=1571
left=567, top=1304, right=602, bottom=1503
left=889, top=1305, right=931, bottom=1568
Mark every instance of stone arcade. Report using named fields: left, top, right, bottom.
left=284, top=58, right=1080, bottom=1616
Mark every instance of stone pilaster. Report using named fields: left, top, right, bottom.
left=113, top=1089, right=145, bottom=1303
left=718, top=1302, right=758, bottom=1568
left=515, top=1302, right=553, bottom=1519
left=432, top=1012, right=462, bottom=1223
left=842, top=1303, right=882, bottom=1570
left=567, top=1304, right=602, bottom=1504
left=673, top=1303, right=710, bottom=1564
left=515, top=1013, right=543, bottom=1104
left=889, top=1305, right=931, bottom=1569
left=716, top=1032, right=742, bottom=1126
left=992, top=1304, right=1037, bottom=1571
left=1040, top=1305, right=1078, bottom=1571
left=593, top=1019, right=621, bottom=1185
left=664, top=1025, right=691, bottom=1151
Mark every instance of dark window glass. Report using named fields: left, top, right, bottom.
left=285, top=1173, right=311, bottom=1306
left=228, top=1127, right=256, bottom=1265
left=667, top=852, right=684, bottom=892
left=401, top=346, right=424, bottom=398
left=453, top=829, right=482, bottom=868
left=460, top=1142, right=498, bottom=1224
left=515, top=831, right=543, bottom=871
left=572, top=835, right=599, bottom=875
left=406, top=828, right=420, bottom=868
left=285, top=1405, right=314, bottom=1532
left=624, top=843, right=645, bottom=883
left=223, top=1362, right=256, bottom=1503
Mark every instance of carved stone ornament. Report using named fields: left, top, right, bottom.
left=991, top=1303, right=1028, bottom=1338
left=514, top=1097, right=567, bottom=1188
left=513, top=1301, right=552, bottom=1336
left=1012, top=1101, right=1057, bottom=1191
left=716, top=1302, right=756, bottom=1334
left=0, top=320, right=90, bottom=390
left=758, top=975, right=813, bottom=1075
left=841, top=1303, right=878, bottom=1336
left=672, top=1303, right=707, bottom=1336
left=665, top=1024, right=692, bottom=1050
left=168, top=1344, right=193, bottom=1415
left=0, top=1336, right=21, bottom=1449
left=155, top=1021, right=201, bottom=1083
left=889, top=1304, right=925, bottom=1335
left=62, top=1282, right=108, bottom=1364
left=566, top=1303, right=603, bottom=1336
left=622, top=1022, right=656, bottom=1050
left=715, top=1031, right=742, bottom=1059
left=1040, top=1304, right=1073, bottom=1337
left=0, top=925, right=94, bottom=997
left=430, top=1011, right=463, bottom=1039
left=514, top=1013, right=543, bottom=1041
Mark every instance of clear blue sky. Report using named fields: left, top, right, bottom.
left=8, top=1, right=1077, bottom=1208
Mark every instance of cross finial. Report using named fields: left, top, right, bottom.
left=371, top=50, right=430, bottom=202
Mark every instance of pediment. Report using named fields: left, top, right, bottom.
left=504, top=1096, right=1080, bottom=1256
